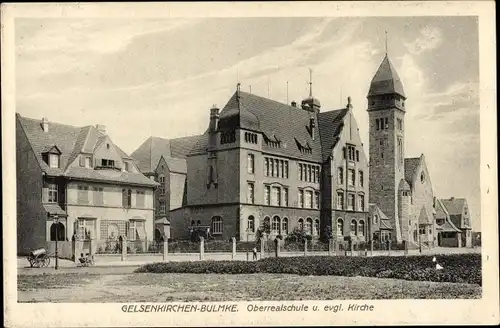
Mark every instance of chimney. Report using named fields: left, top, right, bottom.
left=450, top=197, right=455, bottom=201
left=209, top=105, right=220, bottom=132
left=96, top=124, right=106, bottom=135
left=41, top=117, right=49, bottom=132
left=291, top=101, right=297, bottom=107
left=309, top=117, right=316, bottom=140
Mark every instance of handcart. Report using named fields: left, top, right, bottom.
left=26, top=248, right=51, bottom=268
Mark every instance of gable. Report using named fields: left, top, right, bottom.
left=93, top=135, right=125, bottom=169
left=317, top=108, right=348, bottom=161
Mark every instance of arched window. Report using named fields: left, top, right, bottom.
left=298, top=218, right=304, bottom=231
left=282, top=217, right=289, bottom=235
left=247, top=215, right=255, bottom=232
left=373, top=215, right=378, bottom=224
left=50, top=222, right=65, bottom=241
left=313, top=219, right=320, bottom=236
left=351, top=219, right=357, bottom=236
left=337, top=218, right=344, bottom=236
left=358, top=220, right=365, bottom=236
left=272, top=216, right=280, bottom=233
left=107, top=224, right=119, bottom=240
left=211, top=216, right=223, bottom=235
left=305, top=218, right=313, bottom=235
left=154, top=228, right=162, bottom=241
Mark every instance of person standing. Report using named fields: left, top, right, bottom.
left=252, top=246, right=258, bottom=260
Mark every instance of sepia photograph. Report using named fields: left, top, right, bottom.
left=2, top=1, right=498, bottom=327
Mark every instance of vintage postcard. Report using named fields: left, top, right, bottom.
left=2, top=1, right=498, bottom=327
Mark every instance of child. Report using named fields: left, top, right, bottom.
left=78, top=253, right=86, bottom=264
left=252, top=247, right=258, bottom=260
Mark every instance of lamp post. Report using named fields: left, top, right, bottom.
left=54, top=215, right=59, bottom=270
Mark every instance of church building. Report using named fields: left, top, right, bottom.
left=367, top=54, right=436, bottom=248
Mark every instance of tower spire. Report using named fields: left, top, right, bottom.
left=308, top=68, right=313, bottom=97
left=385, top=31, right=388, bottom=55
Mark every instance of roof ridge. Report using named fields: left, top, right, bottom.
left=20, top=115, right=86, bottom=130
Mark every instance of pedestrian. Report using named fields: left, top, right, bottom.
left=252, top=246, right=258, bottom=260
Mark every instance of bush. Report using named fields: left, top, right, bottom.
left=135, top=253, right=482, bottom=285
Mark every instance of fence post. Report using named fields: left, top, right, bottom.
left=403, top=240, right=408, bottom=255
left=274, top=238, right=280, bottom=258
left=260, top=237, right=265, bottom=259
left=328, top=239, right=334, bottom=256
left=72, top=235, right=79, bottom=263
left=199, top=237, right=205, bottom=260
left=163, top=239, right=168, bottom=262
left=370, top=239, right=374, bottom=257
left=304, top=239, right=308, bottom=256
left=120, top=236, right=127, bottom=262
left=231, top=237, right=236, bottom=260
left=388, top=240, right=392, bottom=256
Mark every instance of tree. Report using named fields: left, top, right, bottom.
left=321, top=225, right=333, bottom=242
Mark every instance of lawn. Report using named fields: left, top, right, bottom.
left=18, top=273, right=482, bottom=302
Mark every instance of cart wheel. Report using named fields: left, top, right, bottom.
left=43, top=256, right=51, bottom=267
left=33, top=261, right=40, bottom=268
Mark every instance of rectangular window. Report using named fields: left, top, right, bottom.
left=93, top=187, right=103, bottom=206
left=124, top=162, right=130, bottom=172
left=376, top=118, right=380, bottom=130
left=271, top=186, right=281, bottom=206
left=359, top=171, right=364, bottom=187
left=298, top=164, right=303, bottom=181
left=284, top=161, right=288, bottom=178
left=122, top=189, right=132, bottom=208
left=273, top=159, right=278, bottom=177
left=359, top=194, right=365, bottom=211
left=78, top=219, right=96, bottom=240
left=356, top=150, right=359, bottom=162
left=308, top=165, right=312, bottom=182
left=337, top=192, right=344, bottom=210
left=159, top=201, right=166, bottom=214
left=48, top=184, right=58, bottom=203
left=85, top=157, right=92, bottom=168
left=270, top=159, right=274, bottom=177
left=348, top=194, right=355, bottom=211
left=247, top=154, right=254, bottom=174
left=279, top=160, right=283, bottom=178
left=49, top=154, right=59, bottom=168
left=159, top=175, right=165, bottom=195
left=136, top=190, right=145, bottom=208
left=315, top=166, right=320, bottom=183
left=101, top=159, right=115, bottom=168
left=283, top=188, right=289, bottom=207
left=348, top=169, right=355, bottom=186
left=384, top=117, right=389, bottom=129
left=347, top=145, right=356, bottom=161
left=298, top=189, right=304, bottom=208
left=264, top=185, right=270, bottom=205
left=338, top=167, right=344, bottom=184
left=77, top=185, right=89, bottom=204
left=247, top=183, right=254, bottom=204
left=305, top=190, right=313, bottom=208
left=264, top=158, right=269, bottom=176
left=314, top=192, right=320, bottom=209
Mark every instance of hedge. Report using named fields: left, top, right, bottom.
left=135, top=253, right=481, bottom=286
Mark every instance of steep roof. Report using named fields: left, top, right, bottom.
left=404, top=157, right=421, bottom=186
left=369, top=203, right=393, bottom=229
left=17, top=114, right=155, bottom=187
left=435, top=198, right=449, bottom=219
left=368, top=55, right=406, bottom=98
left=440, top=198, right=466, bottom=215
left=317, top=108, right=349, bottom=161
left=131, top=135, right=199, bottom=174
left=189, top=91, right=333, bottom=162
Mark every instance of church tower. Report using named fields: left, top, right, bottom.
left=367, top=54, right=407, bottom=242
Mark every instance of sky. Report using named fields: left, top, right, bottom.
left=15, top=16, right=481, bottom=231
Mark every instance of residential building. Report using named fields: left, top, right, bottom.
left=131, top=135, right=200, bottom=240
left=16, top=114, right=157, bottom=255
left=435, top=197, right=473, bottom=247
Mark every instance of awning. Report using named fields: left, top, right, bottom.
left=155, top=218, right=170, bottom=225
left=43, top=204, right=68, bottom=217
